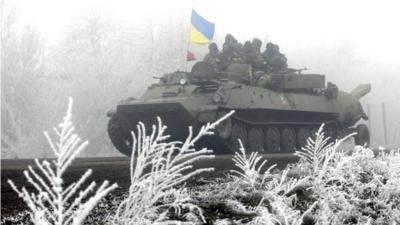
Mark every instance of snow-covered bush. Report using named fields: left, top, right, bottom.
left=111, top=111, right=234, bottom=225
left=208, top=137, right=317, bottom=225
left=203, top=124, right=400, bottom=225
left=293, top=125, right=400, bottom=225
left=7, top=98, right=118, bottom=225
left=294, top=125, right=354, bottom=178
left=230, top=140, right=276, bottom=188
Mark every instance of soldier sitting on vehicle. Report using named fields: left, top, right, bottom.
left=250, top=38, right=267, bottom=71
left=242, top=41, right=253, bottom=64
left=262, top=42, right=288, bottom=73
left=216, top=43, right=241, bottom=71
left=203, top=42, right=219, bottom=69
left=224, top=33, right=242, bottom=56
left=240, top=39, right=267, bottom=70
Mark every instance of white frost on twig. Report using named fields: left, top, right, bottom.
left=8, top=97, right=118, bottom=225
left=112, top=110, right=235, bottom=225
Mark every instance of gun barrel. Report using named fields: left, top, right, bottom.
left=351, top=84, right=371, bottom=99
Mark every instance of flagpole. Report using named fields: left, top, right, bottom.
left=185, top=6, right=194, bottom=72
left=185, top=40, right=191, bottom=72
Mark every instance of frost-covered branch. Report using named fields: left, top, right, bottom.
left=231, top=140, right=276, bottom=187
left=294, top=124, right=355, bottom=176
left=112, top=110, right=234, bottom=225
left=8, top=97, right=118, bottom=225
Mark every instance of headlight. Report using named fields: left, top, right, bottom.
left=179, top=78, right=187, bottom=85
left=213, top=93, right=222, bottom=103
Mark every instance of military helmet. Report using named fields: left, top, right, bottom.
left=244, top=41, right=252, bottom=49
left=225, top=33, right=236, bottom=45
left=266, top=42, right=274, bottom=50
left=208, top=42, right=218, bottom=52
left=252, top=38, right=262, bottom=50
left=274, top=44, right=280, bottom=52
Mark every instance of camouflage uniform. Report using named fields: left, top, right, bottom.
left=224, top=34, right=242, bottom=60
left=262, top=42, right=288, bottom=73
left=217, top=43, right=241, bottom=70
left=242, top=41, right=253, bottom=64
left=224, top=34, right=236, bottom=48
left=250, top=38, right=267, bottom=70
left=203, top=42, right=219, bottom=69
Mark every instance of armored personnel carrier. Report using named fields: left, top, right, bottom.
left=107, top=62, right=370, bottom=156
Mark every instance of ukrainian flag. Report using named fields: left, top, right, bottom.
left=189, top=10, right=215, bottom=44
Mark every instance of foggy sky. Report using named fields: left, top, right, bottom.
left=15, top=0, right=400, bottom=61
left=13, top=0, right=400, bottom=86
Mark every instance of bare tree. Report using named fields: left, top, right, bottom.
left=1, top=1, right=46, bottom=158
left=52, top=12, right=130, bottom=156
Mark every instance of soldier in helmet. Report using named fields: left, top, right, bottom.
left=274, top=44, right=288, bottom=72
left=262, top=42, right=288, bottom=73
left=203, top=42, right=219, bottom=69
left=225, top=34, right=236, bottom=47
left=251, top=38, right=262, bottom=54
left=217, top=43, right=241, bottom=70
left=242, top=41, right=253, bottom=64
left=250, top=38, right=267, bottom=70
left=262, top=42, right=274, bottom=72
left=224, top=33, right=242, bottom=57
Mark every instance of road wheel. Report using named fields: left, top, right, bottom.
left=216, top=114, right=232, bottom=140
left=354, top=124, right=370, bottom=147
left=324, top=125, right=337, bottom=142
left=265, top=127, right=280, bottom=152
left=107, top=115, right=132, bottom=156
left=281, top=127, right=296, bottom=152
left=230, top=124, right=248, bottom=150
left=248, top=128, right=264, bottom=152
left=297, top=128, right=311, bottom=149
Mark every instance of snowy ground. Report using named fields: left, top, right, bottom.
left=1, top=154, right=297, bottom=225
left=3, top=147, right=399, bottom=225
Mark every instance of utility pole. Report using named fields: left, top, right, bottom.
left=367, top=103, right=371, bottom=139
left=381, top=102, right=388, bottom=145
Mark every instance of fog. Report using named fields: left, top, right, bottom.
left=1, top=0, right=399, bottom=158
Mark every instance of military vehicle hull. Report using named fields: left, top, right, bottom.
left=107, top=72, right=370, bottom=156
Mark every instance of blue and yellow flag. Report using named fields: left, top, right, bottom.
left=189, top=10, right=215, bottom=44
